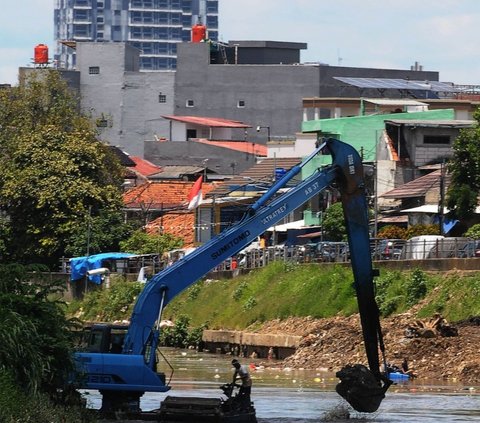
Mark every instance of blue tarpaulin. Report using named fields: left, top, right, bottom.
left=433, top=216, right=459, bottom=235
left=70, top=252, right=135, bottom=284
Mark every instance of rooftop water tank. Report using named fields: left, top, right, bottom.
left=34, top=44, right=49, bottom=65
left=191, top=24, right=207, bottom=43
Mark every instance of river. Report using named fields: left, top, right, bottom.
left=82, top=348, right=480, bottom=422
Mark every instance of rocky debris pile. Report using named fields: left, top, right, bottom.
left=253, top=314, right=480, bottom=383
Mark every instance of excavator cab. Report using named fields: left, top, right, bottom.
left=80, top=323, right=128, bottom=354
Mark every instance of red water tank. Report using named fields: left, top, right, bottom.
left=191, top=24, right=207, bottom=43
left=34, top=44, right=49, bottom=64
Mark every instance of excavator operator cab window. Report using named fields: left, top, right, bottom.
left=109, top=331, right=127, bottom=354
left=86, top=325, right=128, bottom=353
left=87, top=327, right=110, bottom=353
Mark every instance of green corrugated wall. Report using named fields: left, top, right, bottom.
left=301, top=109, right=456, bottom=163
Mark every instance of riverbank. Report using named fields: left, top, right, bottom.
left=250, top=313, right=480, bottom=384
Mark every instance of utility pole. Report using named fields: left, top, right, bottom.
left=85, top=205, right=92, bottom=295
left=438, top=160, right=446, bottom=236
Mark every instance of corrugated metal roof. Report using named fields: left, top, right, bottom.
left=377, top=215, right=409, bottom=223
left=381, top=170, right=451, bottom=199
left=208, top=156, right=301, bottom=196
left=162, top=115, right=251, bottom=128
left=149, top=165, right=204, bottom=179
left=385, top=119, right=474, bottom=128
left=193, top=139, right=267, bottom=156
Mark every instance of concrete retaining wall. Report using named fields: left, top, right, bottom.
left=202, top=330, right=301, bottom=360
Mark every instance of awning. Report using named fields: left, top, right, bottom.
left=401, top=205, right=480, bottom=214
left=267, top=219, right=305, bottom=232
left=297, top=231, right=322, bottom=238
left=401, top=205, right=448, bottom=214
left=364, top=98, right=428, bottom=106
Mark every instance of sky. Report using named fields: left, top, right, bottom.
left=1, top=0, right=479, bottom=86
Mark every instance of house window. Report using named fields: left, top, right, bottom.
left=237, top=99, right=245, bottom=108
left=158, top=93, right=167, bottom=103
left=186, top=99, right=194, bottom=107
left=423, top=135, right=450, bottom=144
left=89, top=66, right=100, bottom=75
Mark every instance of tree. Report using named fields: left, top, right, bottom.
left=446, top=108, right=480, bottom=219
left=464, top=223, right=480, bottom=239
left=119, top=230, right=184, bottom=255
left=0, top=264, right=75, bottom=395
left=0, top=71, right=127, bottom=266
left=377, top=225, right=407, bottom=240
left=322, top=202, right=346, bottom=241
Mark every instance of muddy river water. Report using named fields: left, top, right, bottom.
left=83, top=348, right=480, bottom=422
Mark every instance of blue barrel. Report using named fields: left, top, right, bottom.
left=275, top=168, right=287, bottom=181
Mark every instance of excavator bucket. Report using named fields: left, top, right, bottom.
left=335, top=364, right=392, bottom=413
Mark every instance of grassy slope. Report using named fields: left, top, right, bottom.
left=68, top=263, right=480, bottom=328
left=163, top=263, right=480, bottom=329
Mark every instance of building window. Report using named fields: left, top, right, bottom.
left=186, top=99, right=194, bottom=107
left=89, top=66, right=100, bottom=75
left=423, top=135, right=450, bottom=144
left=159, top=93, right=167, bottom=103
left=237, top=100, right=245, bottom=108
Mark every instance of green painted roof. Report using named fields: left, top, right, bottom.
left=301, top=109, right=455, bottom=162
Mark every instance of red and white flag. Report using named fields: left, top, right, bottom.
left=187, top=176, right=203, bottom=210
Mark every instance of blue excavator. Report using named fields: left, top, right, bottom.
left=74, top=138, right=391, bottom=417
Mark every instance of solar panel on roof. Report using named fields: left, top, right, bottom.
left=333, top=77, right=462, bottom=92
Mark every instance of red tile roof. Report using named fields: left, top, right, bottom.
left=130, top=156, right=161, bottom=177
left=123, top=180, right=217, bottom=209
left=162, top=115, right=251, bottom=128
left=193, top=139, right=267, bottom=156
left=146, top=213, right=196, bottom=247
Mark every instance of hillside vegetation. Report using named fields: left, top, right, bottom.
left=69, top=262, right=480, bottom=329
left=164, top=263, right=480, bottom=329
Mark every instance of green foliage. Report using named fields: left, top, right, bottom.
left=377, top=225, right=407, bottom=239
left=405, top=269, right=428, bottom=307
left=68, top=278, right=143, bottom=321
left=163, top=262, right=359, bottom=328
left=160, top=315, right=208, bottom=349
left=119, top=230, right=183, bottom=255
left=0, top=71, right=126, bottom=267
left=0, top=263, right=85, bottom=421
left=65, top=209, right=134, bottom=257
left=243, top=296, right=257, bottom=311
left=375, top=270, right=406, bottom=316
left=446, top=108, right=480, bottom=219
left=464, top=223, right=480, bottom=239
left=232, top=281, right=248, bottom=301
left=160, top=315, right=189, bottom=348
left=0, top=369, right=95, bottom=423
left=405, top=224, right=440, bottom=239
left=322, top=202, right=346, bottom=241
left=187, top=283, right=202, bottom=300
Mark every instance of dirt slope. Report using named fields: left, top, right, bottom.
left=253, top=314, right=480, bottom=384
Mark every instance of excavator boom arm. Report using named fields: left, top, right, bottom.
left=74, top=138, right=389, bottom=413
